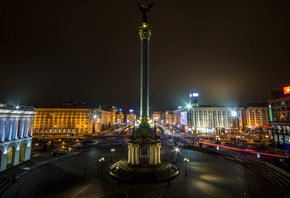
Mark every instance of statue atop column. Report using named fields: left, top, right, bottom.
left=136, top=2, right=154, bottom=23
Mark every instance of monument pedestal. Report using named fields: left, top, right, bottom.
left=108, top=158, right=180, bottom=182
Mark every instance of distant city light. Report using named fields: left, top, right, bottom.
left=129, top=109, right=134, bottom=113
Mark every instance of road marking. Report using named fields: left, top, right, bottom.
left=71, top=183, right=93, bottom=198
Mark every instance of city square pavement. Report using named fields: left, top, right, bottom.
left=0, top=141, right=285, bottom=198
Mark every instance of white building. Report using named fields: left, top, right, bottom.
left=187, top=106, right=244, bottom=135
left=0, top=104, right=36, bottom=172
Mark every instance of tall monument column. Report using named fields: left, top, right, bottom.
left=137, top=2, right=153, bottom=125
left=139, top=23, right=151, bottom=123
left=108, top=3, right=180, bottom=182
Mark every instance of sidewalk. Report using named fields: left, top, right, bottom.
left=0, top=151, right=55, bottom=180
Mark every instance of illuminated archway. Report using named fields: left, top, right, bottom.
left=7, top=146, right=15, bottom=168
left=19, top=143, right=26, bottom=163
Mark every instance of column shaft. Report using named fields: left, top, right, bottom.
left=8, top=119, right=13, bottom=140
left=0, top=119, right=5, bottom=141
left=140, top=39, right=149, bottom=119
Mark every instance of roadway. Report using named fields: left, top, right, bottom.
left=2, top=141, right=282, bottom=198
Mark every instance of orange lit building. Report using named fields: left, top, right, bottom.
left=33, top=106, right=114, bottom=136
left=245, top=103, right=271, bottom=133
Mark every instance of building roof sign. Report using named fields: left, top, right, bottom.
left=283, top=86, right=290, bottom=95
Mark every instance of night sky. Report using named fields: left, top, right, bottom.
left=1, top=0, right=290, bottom=112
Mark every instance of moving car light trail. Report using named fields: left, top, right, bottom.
left=201, top=141, right=287, bottom=158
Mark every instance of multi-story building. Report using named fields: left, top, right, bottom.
left=0, top=104, right=36, bottom=171
left=244, top=103, right=271, bottom=133
left=187, top=106, right=244, bottom=135
left=33, top=106, right=114, bottom=136
left=162, top=111, right=174, bottom=125
left=268, top=86, right=290, bottom=144
left=151, top=111, right=162, bottom=124
left=126, top=109, right=137, bottom=123
left=116, top=109, right=125, bottom=123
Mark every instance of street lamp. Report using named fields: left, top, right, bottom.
left=92, top=114, right=97, bottom=134
left=99, top=157, right=105, bottom=176
left=110, top=148, right=115, bottom=162
left=231, top=111, right=238, bottom=134
left=174, top=147, right=180, bottom=163
left=183, top=157, right=189, bottom=176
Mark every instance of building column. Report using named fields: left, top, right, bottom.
left=157, top=144, right=161, bottom=163
left=20, top=119, right=24, bottom=138
left=133, top=146, right=137, bottom=164
left=136, top=145, right=140, bottom=164
left=14, top=148, right=20, bottom=165
left=128, top=144, right=131, bottom=163
left=0, top=152, right=7, bottom=171
left=154, top=146, right=158, bottom=164
left=149, top=146, right=153, bottom=164
left=0, top=119, right=6, bottom=142
left=8, top=119, right=13, bottom=140
left=14, top=118, right=19, bottom=140
left=28, top=119, right=33, bottom=137
left=25, top=139, right=32, bottom=161
left=23, top=119, right=27, bottom=138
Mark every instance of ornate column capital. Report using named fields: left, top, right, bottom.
left=139, top=23, right=152, bottom=40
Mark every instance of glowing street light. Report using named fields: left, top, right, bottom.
left=231, top=111, right=237, bottom=117
left=99, top=157, right=105, bottom=177
left=174, top=147, right=180, bottom=163
left=111, top=148, right=115, bottom=162
left=231, top=111, right=238, bottom=134
left=186, top=104, right=192, bottom=109
left=183, top=157, right=189, bottom=176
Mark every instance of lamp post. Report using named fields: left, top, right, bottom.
left=92, top=114, right=97, bottom=134
left=99, top=157, right=105, bottom=177
left=110, top=148, right=115, bottom=162
left=183, top=157, right=189, bottom=176
left=174, top=147, right=179, bottom=163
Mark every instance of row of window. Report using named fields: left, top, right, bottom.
left=271, top=101, right=290, bottom=106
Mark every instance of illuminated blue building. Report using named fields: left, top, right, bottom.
left=0, top=104, right=36, bottom=171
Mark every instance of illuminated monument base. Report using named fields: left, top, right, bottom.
left=108, top=123, right=180, bottom=182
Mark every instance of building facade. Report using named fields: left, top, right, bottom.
left=0, top=104, right=36, bottom=172
left=33, top=107, right=114, bottom=136
left=268, top=86, right=290, bottom=144
left=187, top=106, right=245, bottom=135
left=244, top=103, right=271, bottom=133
